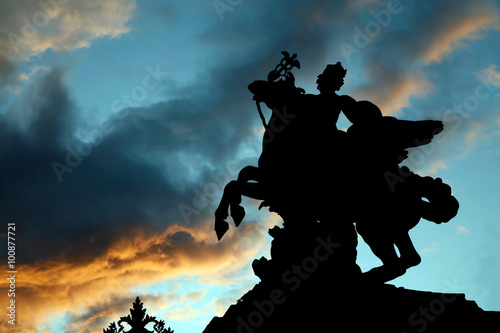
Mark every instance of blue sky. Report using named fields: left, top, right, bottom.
left=0, top=0, right=499, bottom=332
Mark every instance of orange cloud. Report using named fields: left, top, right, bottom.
left=352, top=68, right=433, bottom=115
left=422, top=12, right=500, bottom=64
left=349, top=2, right=500, bottom=116
left=1, top=0, right=136, bottom=61
left=0, top=216, right=276, bottom=332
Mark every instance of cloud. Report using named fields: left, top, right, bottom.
left=478, top=64, right=500, bottom=89
left=351, top=65, right=433, bottom=115
left=0, top=49, right=270, bottom=262
left=420, top=2, right=500, bottom=64
left=347, top=1, right=500, bottom=115
left=0, top=220, right=270, bottom=332
left=455, top=225, right=471, bottom=235
left=1, top=0, right=499, bottom=331
left=0, top=54, right=15, bottom=80
left=0, top=0, right=136, bottom=105
left=345, top=2, right=500, bottom=179
left=421, top=242, right=440, bottom=254
left=0, top=2, right=353, bottom=327
left=0, top=54, right=274, bottom=331
left=403, top=110, right=500, bottom=176
left=1, top=0, right=136, bottom=61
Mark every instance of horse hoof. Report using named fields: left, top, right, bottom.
left=363, top=264, right=406, bottom=283
left=231, top=204, right=245, bottom=227
left=215, top=218, right=229, bottom=241
left=215, top=205, right=229, bottom=220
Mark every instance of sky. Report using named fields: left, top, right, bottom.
left=0, top=0, right=499, bottom=332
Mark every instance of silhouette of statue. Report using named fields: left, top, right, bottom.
left=214, top=51, right=459, bottom=282
left=103, top=297, right=174, bottom=333
left=205, top=51, right=498, bottom=333
left=215, top=54, right=358, bottom=239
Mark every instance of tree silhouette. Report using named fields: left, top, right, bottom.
left=103, top=297, right=174, bottom=333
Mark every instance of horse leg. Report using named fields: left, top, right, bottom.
left=214, top=166, right=267, bottom=240
left=214, top=166, right=262, bottom=232
left=237, top=165, right=263, bottom=183
left=239, top=182, right=267, bottom=200
left=214, top=181, right=241, bottom=240
left=228, top=180, right=269, bottom=226
left=229, top=165, right=269, bottom=225
left=215, top=180, right=244, bottom=224
left=362, top=236, right=406, bottom=283
left=395, top=232, right=421, bottom=269
left=224, top=166, right=260, bottom=227
left=369, top=239, right=399, bottom=266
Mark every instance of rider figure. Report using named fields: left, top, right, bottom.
left=252, top=61, right=358, bottom=180
left=295, top=62, right=358, bottom=173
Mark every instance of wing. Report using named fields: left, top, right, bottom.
left=346, top=117, right=444, bottom=167
left=380, top=117, right=444, bottom=149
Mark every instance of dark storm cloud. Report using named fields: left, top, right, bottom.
left=0, top=0, right=369, bottom=267
left=0, top=55, right=20, bottom=104
left=0, top=55, right=15, bottom=81
left=0, top=49, right=265, bottom=265
left=3, top=0, right=497, bottom=267
left=200, top=0, right=364, bottom=83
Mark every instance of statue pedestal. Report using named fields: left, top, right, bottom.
left=204, top=221, right=499, bottom=332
